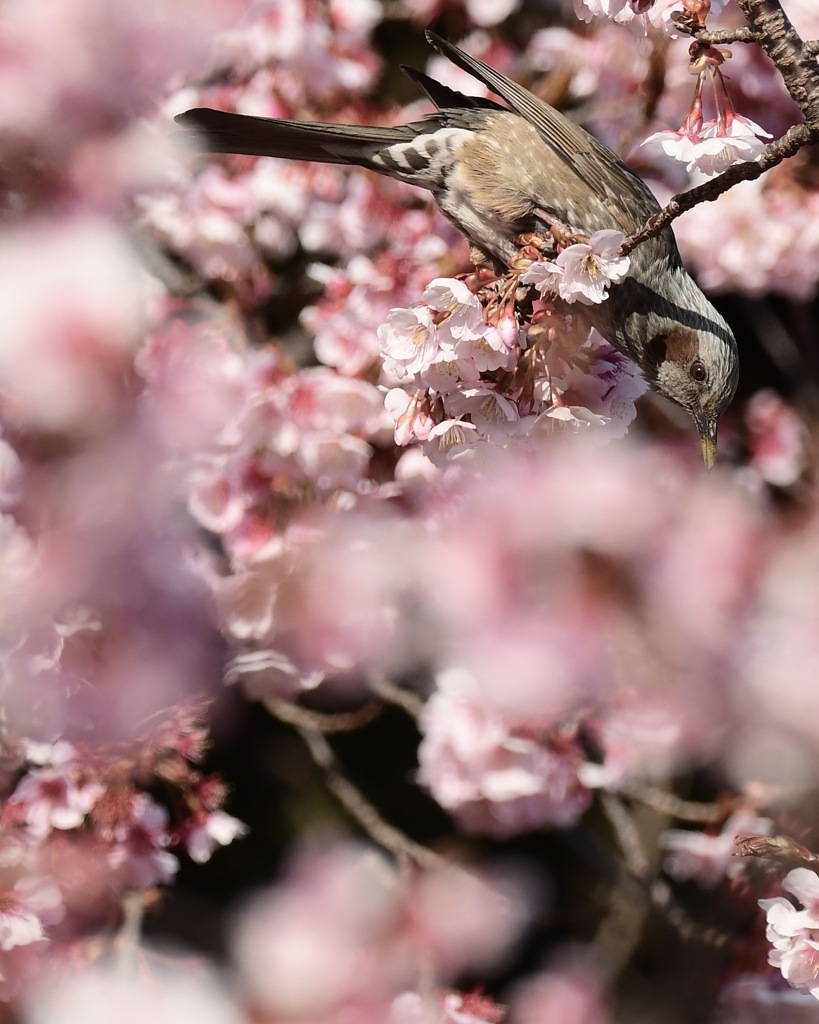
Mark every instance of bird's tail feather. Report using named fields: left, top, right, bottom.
left=174, top=108, right=420, bottom=166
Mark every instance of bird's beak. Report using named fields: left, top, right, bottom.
left=698, top=418, right=718, bottom=471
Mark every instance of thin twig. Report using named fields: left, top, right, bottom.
left=622, top=122, right=816, bottom=254
left=367, top=672, right=424, bottom=719
left=619, top=781, right=726, bottom=823
left=682, top=26, right=759, bottom=44
left=599, top=793, right=733, bottom=949
left=264, top=697, right=383, bottom=733
left=647, top=878, right=733, bottom=949
left=116, top=891, right=146, bottom=977
left=600, top=793, right=650, bottom=877
left=298, top=726, right=450, bottom=871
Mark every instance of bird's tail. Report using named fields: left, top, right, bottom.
left=174, top=108, right=421, bottom=168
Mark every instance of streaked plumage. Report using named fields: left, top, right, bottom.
left=176, top=32, right=738, bottom=466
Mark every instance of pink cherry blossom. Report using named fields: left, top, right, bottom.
left=640, top=128, right=702, bottom=164
left=760, top=869, right=819, bottom=1001
left=418, top=668, right=593, bottom=837
left=579, top=707, right=684, bottom=790
left=643, top=115, right=772, bottom=177
left=10, top=762, right=103, bottom=840
left=23, top=961, right=244, bottom=1024
left=0, top=218, right=145, bottom=435
left=385, top=388, right=436, bottom=445
left=520, top=259, right=564, bottom=296
left=0, top=875, right=63, bottom=951
left=106, top=794, right=179, bottom=890
left=745, top=390, right=807, bottom=487
left=378, top=304, right=439, bottom=378
left=686, top=130, right=767, bottom=177
left=555, top=230, right=630, bottom=304
left=573, top=0, right=632, bottom=25
left=574, top=0, right=728, bottom=34
left=183, top=810, right=248, bottom=864
left=511, top=960, right=609, bottom=1024
left=465, top=0, right=520, bottom=28
left=232, top=841, right=527, bottom=1019
left=389, top=991, right=506, bottom=1024
left=423, top=278, right=486, bottom=340
left=661, top=810, right=774, bottom=888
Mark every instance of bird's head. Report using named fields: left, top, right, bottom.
left=640, top=322, right=738, bottom=469
left=597, top=264, right=738, bottom=469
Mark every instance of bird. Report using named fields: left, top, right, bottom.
left=175, top=31, right=738, bottom=468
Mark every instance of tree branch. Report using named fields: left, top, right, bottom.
left=622, top=122, right=816, bottom=254
left=264, top=697, right=383, bottom=733
left=298, top=725, right=450, bottom=871
left=683, top=26, right=759, bottom=44
left=734, top=0, right=819, bottom=124
left=367, top=672, right=424, bottom=719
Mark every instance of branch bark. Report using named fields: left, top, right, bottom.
left=622, top=121, right=816, bottom=254
left=734, top=0, right=819, bottom=125
left=624, top=0, right=819, bottom=255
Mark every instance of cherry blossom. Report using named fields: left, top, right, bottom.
left=9, top=760, right=103, bottom=841
left=643, top=114, right=772, bottom=177
left=418, top=668, right=593, bottom=837
left=0, top=875, right=63, bottom=952
left=744, top=390, right=807, bottom=488
left=378, top=304, right=440, bottom=378
left=520, top=259, right=564, bottom=296
left=511, top=960, right=610, bottom=1024
left=423, top=278, right=487, bottom=339
left=23, top=961, right=244, bottom=1024
left=687, top=122, right=770, bottom=177
left=760, top=869, right=819, bottom=1001
left=5, top=0, right=819, bottom=1015
left=661, top=810, right=774, bottom=888
left=640, top=128, right=702, bottom=165
left=183, top=810, right=248, bottom=864
left=233, top=842, right=527, bottom=1018
left=390, top=990, right=507, bottom=1024
left=105, top=795, right=179, bottom=890
left=554, top=230, right=631, bottom=304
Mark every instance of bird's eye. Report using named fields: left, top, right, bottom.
left=690, top=360, right=707, bottom=384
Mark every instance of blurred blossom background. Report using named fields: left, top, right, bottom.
left=4, top=0, right=819, bottom=1021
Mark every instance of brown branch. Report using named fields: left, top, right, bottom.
left=367, top=672, right=424, bottom=719
left=264, top=697, right=383, bottom=733
left=735, top=0, right=819, bottom=124
left=600, top=793, right=651, bottom=877
left=600, top=794, right=733, bottom=950
left=682, top=26, right=759, bottom=44
left=647, top=878, right=733, bottom=949
left=622, top=121, right=816, bottom=254
left=298, top=726, right=450, bottom=871
left=619, top=781, right=726, bottom=823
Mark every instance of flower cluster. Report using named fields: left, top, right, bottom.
left=378, top=240, right=643, bottom=465
left=573, top=0, right=728, bottom=35
left=0, top=707, right=244, bottom=1000
left=761, top=869, right=819, bottom=1001
left=642, top=112, right=772, bottom=178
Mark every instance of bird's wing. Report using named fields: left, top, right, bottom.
left=400, top=64, right=506, bottom=112
left=425, top=32, right=661, bottom=224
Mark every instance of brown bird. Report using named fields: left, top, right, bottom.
left=175, top=31, right=738, bottom=467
